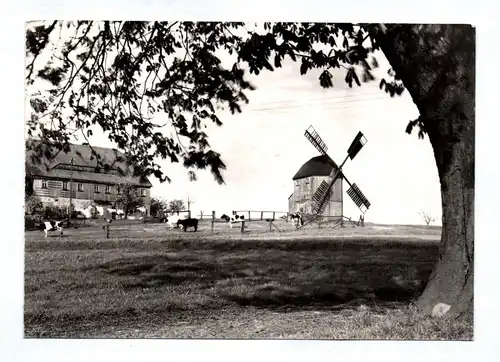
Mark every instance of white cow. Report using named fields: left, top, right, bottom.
left=165, top=213, right=183, bottom=229
left=116, top=209, right=125, bottom=219
left=220, top=212, right=245, bottom=229
left=42, top=220, right=64, bottom=239
left=288, top=212, right=304, bottom=228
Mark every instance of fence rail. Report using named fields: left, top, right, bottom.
left=82, top=209, right=364, bottom=238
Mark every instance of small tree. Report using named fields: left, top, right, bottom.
left=169, top=199, right=186, bottom=214
left=115, top=182, right=144, bottom=217
left=150, top=197, right=168, bottom=217
left=25, top=194, right=43, bottom=214
left=25, top=176, right=34, bottom=197
left=419, top=209, right=436, bottom=226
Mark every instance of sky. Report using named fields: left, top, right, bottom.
left=25, top=22, right=442, bottom=225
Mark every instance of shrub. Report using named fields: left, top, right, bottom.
left=43, top=205, right=67, bottom=219
left=25, top=195, right=43, bottom=215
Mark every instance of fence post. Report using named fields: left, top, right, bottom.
left=211, top=211, right=215, bottom=232
left=106, top=223, right=110, bottom=239
left=261, top=211, right=263, bottom=220
left=200, top=211, right=203, bottom=220
left=248, top=211, right=251, bottom=220
left=241, top=221, right=245, bottom=234
left=272, top=211, right=275, bottom=221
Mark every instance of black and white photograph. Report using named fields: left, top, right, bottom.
left=21, top=19, right=476, bottom=340
left=1, top=0, right=498, bottom=358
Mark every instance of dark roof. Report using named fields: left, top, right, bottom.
left=292, top=155, right=339, bottom=180
left=25, top=140, right=152, bottom=187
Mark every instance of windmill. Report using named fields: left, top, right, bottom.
left=301, top=125, right=371, bottom=225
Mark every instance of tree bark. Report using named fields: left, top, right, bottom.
left=374, top=24, right=475, bottom=317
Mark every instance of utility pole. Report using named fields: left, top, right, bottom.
left=68, top=157, right=74, bottom=227
left=187, top=196, right=196, bottom=211
left=187, top=196, right=195, bottom=219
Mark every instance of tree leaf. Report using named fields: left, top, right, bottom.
left=274, top=53, right=282, bottom=68
left=352, top=69, right=361, bottom=86
left=300, top=58, right=309, bottom=75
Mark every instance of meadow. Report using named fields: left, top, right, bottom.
left=24, top=220, right=472, bottom=339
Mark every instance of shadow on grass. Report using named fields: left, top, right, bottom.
left=99, top=239, right=439, bottom=311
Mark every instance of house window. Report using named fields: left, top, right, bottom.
left=140, top=188, right=146, bottom=197
left=105, top=185, right=111, bottom=194
left=77, top=183, right=83, bottom=192
left=41, top=180, right=48, bottom=189
left=62, top=181, right=69, bottom=190
left=94, top=184, right=100, bottom=193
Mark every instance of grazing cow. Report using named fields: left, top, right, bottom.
left=42, top=220, right=64, bottom=239
left=165, top=213, right=183, bottom=229
left=177, top=218, right=199, bottom=232
left=221, top=212, right=245, bottom=228
left=288, top=212, right=304, bottom=227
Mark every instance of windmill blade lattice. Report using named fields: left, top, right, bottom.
left=311, top=180, right=334, bottom=214
left=304, top=126, right=328, bottom=155
left=346, top=183, right=371, bottom=213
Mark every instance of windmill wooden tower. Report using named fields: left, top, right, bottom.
left=298, top=125, right=371, bottom=226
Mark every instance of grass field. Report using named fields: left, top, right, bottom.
left=24, top=220, right=473, bottom=339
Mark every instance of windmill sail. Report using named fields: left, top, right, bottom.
left=346, top=183, right=371, bottom=213
left=311, top=180, right=333, bottom=214
left=304, top=126, right=328, bottom=155
left=311, top=168, right=343, bottom=214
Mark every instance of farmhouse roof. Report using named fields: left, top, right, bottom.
left=25, top=139, right=152, bottom=187
left=292, top=155, right=340, bottom=180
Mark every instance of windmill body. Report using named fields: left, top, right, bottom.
left=288, top=155, right=343, bottom=218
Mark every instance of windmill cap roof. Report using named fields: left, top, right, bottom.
left=292, top=155, right=339, bottom=180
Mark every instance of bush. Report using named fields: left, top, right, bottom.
left=43, top=205, right=67, bottom=219
left=25, top=195, right=43, bottom=214
left=25, top=214, right=42, bottom=231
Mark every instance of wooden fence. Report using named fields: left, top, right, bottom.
left=206, top=210, right=289, bottom=234
left=99, top=210, right=365, bottom=238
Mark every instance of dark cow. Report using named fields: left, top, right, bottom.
left=177, top=218, right=199, bottom=232
left=41, top=220, right=64, bottom=239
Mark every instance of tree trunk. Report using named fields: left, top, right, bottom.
left=374, top=24, right=475, bottom=317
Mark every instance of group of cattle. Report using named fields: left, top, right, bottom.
left=219, top=211, right=304, bottom=228
left=160, top=213, right=199, bottom=232
left=40, top=211, right=305, bottom=238
left=74, top=204, right=147, bottom=220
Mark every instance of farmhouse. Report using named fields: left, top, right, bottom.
left=288, top=154, right=343, bottom=217
left=25, top=140, right=152, bottom=216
